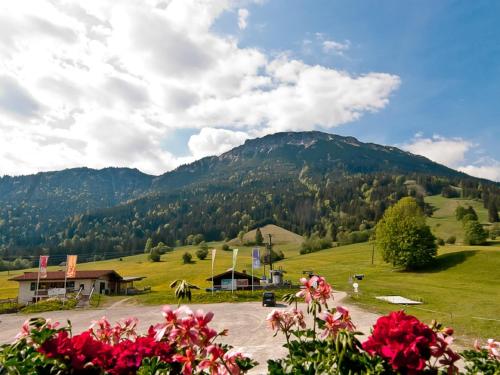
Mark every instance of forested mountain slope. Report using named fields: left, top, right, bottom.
left=0, top=131, right=498, bottom=264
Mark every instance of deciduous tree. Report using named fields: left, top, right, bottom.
left=376, top=197, right=437, bottom=270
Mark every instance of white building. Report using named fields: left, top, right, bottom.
left=9, top=270, right=145, bottom=304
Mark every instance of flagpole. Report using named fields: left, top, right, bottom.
left=231, top=249, right=236, bottom=295
left=211, top=249, right=214, bottom=296
left=35, top=257, right=41, bottom=303
left=63, top=255, right=68, bottom=306
left=251, top=248, right=254, bottom=294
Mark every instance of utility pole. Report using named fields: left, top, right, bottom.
left=371, top=242, right=375, bottom=265
left=268, top=234, right=273, bottom=271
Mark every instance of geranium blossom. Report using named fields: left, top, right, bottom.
left=296, top=275, right=332, bottom=305
left=363, top=311, right=437, bottom=373
left=475, top=338, right=500, bottom=360
left=12, top=306, right=254, bottom=375
left=267, top=308, right=306, bottom=334
left=321, top=306, right=356, bottom=338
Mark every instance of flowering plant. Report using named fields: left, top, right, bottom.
left=363, top=312, right=460, bottom=374
left=267, top=275, right=499, bottom=375
left=267, top=276, right=389, bottom=374
left=0, top=306, right=256, bottom=375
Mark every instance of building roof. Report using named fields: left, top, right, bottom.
left=121, top=276, right=146, bottom=282
left=206, top=270, right=261, bottom=282
left=9, top=270, right=123, bottom=282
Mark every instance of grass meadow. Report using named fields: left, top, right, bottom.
left=0, top=195, right=498, bottom=344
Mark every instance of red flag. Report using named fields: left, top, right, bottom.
left=39, top=255, right=49, bottom=279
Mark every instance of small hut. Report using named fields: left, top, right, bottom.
left=207, top=269, right=261, bottom=291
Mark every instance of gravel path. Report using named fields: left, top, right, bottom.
left=0, top=292, right=380, bottom=374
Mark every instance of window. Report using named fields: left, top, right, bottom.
left=67, top=281, right=75, bottom=288
left=30, top=282, right=36, bottom=291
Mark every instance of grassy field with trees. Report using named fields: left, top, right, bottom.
left=0, top=195, right=498, bottom=344
left=1, top=240, right=498, bottom=344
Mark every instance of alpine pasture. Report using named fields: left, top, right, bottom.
left=0, top=195, right=499, bottom=344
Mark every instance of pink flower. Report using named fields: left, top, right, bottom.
left=296, top=276, right=333, bottom=305
left=476, top=338, right=500, bottom=360
left=198, top=344, right=225, bottom=374
left=266, top=309, right=307, bottom=334
left=321, top=306, right=356, bottom=338
left=173, top=347, right=197, bottom=375
left=266, top=309, right=282, bottom=331
left=223, top=350, right=250, bottom=375
left=15, top=320, right=30, bottom=341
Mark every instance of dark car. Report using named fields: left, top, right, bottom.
left=262, top=291, right=276, bottom=307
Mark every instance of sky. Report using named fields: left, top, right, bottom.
left=0, top=0, right=499, bottom=181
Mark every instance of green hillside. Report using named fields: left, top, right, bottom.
left=2, top=239, right=499, bottom=344
left=425, top=195, right=494, bottom=243
left=2, top=131, right=499, bottom=263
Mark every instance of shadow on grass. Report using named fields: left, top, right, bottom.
left=415, top=250, right=478, bottom=273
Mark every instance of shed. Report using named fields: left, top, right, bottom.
left=207, top=270, right=261, bottom=290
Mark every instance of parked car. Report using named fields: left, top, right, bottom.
left=262, top=291, right=276, bottom=307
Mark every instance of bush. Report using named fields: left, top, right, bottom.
left=376, top=197, right=437, bottom=270
left=441, top=186, right=459, bottom=198
left=300, top=234, right=332, bottom=254
left=261, top=248, right=285, bottom=263
left=337, top=229, right=372, bottom=246
left=463, top=220, right=488, bottom=245
left=195, top=248, right=208, bottom=260
left=436, top=238, right=445, bottom=246
left=21, top=298, right=77, bottom=313
left=182, top=252, right=192, bottom=264
left=148, top=248, right=161, bottom=262
left=255, top=228, right=264, bottom=245
left=446, top=235, right=456, bottom=244
left=155, top=242, right=173, bottom=255
left=456, top=206, right=478, bottom=222
left=221, top=243, right=231, bottom=251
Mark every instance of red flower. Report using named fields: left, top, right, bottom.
left=362, top=311, right=436, bottom=373
left=39, top=331, right=113, bottom=371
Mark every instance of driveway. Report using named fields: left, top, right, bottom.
left=0, top=292, right=380, bottom=374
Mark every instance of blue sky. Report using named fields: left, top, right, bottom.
left=0, top=1, right=499, bottom=180
left=215, top=0, right=500, bottom=170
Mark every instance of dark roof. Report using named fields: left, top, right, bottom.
left=9, top=270, right=123, bottom=282
left=206, top=270, right=261, bottom=282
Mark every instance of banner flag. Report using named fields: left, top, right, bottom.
left=252, top=247, right=260, bottom=268
left=211, top=249, right=217, bottom=269
left=39, top=255, right=49, bottom=279
left=66, top=255, right=77, bottom=278
left=232, top=248, right=238, bottom=270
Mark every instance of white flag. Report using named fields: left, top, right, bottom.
left=232, top=248, right=238, bottom=270
left=211, top=249, right=217, bottom=269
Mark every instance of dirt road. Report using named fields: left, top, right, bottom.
left=0, top=292, right=380, bottom=374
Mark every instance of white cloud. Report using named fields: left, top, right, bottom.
left=188, top=127, right=249, bottom=159
left=459, top=159, right=500, bottom=182
left=238, top=8, right=249, bottom=30
left=322, top=40, right=350, bottom=55
left=402, top=135, right=472, bottom=168
left=402, top=134, right=500, bottom=182
left=314, top=32, right=350, bottom=55
left=0, top=0, right=400, bottom=176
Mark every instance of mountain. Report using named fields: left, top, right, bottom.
left=0, top=131, right=498, bottom=265
left=152, top=131, right=463, bottom=190
left=0, top=167, right=153, bottom=219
